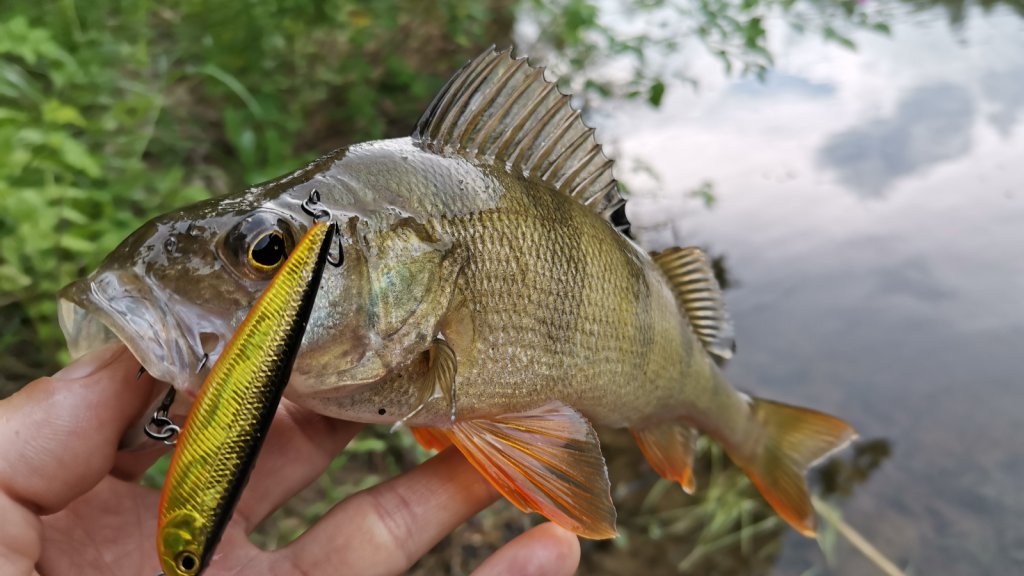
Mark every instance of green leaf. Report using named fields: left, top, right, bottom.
left=0, top=61, right=43, bottom=103
left=195, top=64, right=265, bottom=119
left=58, top=234, right=96, bottom=254
left=584, top=78, right=612, bottom=98
left=0, top=264, right=32, bottom=292
left=348, top=436, right=389, bottom=453
left=51, top=134, right=101, bottom=178
left=648, top=79, right=666, bottom=107
left=824, top=27, right=857, bottom=50
left=0, top=107, right=27, bottom=121
left=715, top=50, right=734, bottom=75
left=41, top=100, right=87, bottom=127
left=59, top=207, right=89, bottom=225
left=690, top=181, right=717, bottom=208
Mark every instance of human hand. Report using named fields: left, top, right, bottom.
left=0, top=345, right=581, bottom=576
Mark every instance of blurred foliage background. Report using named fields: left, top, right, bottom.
left=0, top=0, right=896, bottom=573
left=0, top=0, right=890, bottom=391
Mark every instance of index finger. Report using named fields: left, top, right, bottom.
left=0, top=344, right=153, bottom=514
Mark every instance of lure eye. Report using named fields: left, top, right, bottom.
left=175, top=550, right=200, bottom=575
left=248, top=230, right=287, bottom=271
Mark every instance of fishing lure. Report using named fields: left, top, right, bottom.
left=156, top=218, right=336, bottom=576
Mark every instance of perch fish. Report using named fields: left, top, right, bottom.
left=59, top=47, right=856, bottom=538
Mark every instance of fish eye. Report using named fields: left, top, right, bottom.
left=248, top=230, right=287, bottom=271
left=220, top=212, right=296, bottom=280
left=175, top=550, right=200, bottom=574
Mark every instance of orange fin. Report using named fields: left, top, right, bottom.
left=446, top=402, right=617, bottom=539
left=410, top=426, right=452, bottom=451
left=742, top=398, right=857, bottom=536
left=632, top=422, right=698, bottom=494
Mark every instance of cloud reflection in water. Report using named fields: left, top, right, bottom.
left=818, top=83, right=975, bottom=198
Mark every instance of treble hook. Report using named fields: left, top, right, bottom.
left=144, top=386, right=181, bottom=445
left=301, top=189, right=344, bottom=268
left=326, top=222, right=344, bottom=268
left=301, top=188, right=331, bottom=222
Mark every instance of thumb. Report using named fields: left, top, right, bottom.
left=0, top=344, right=152, bottom=514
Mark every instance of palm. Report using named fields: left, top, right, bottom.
left=42, top=477, right=161, bottom=575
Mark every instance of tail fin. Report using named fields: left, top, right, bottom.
left=739, top=398, right=857, bottom=536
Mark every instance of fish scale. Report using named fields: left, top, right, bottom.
left=421, top=176, right=677, bottom=425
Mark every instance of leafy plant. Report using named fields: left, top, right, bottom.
left=0, top=15, right=209, bottom=387
left=520, top=0, right=890, bottom=102
left=0, top=1, right=510, bottom=390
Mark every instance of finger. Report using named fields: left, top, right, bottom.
left=234, top=400, right=363, bottom=531
left=471, top=523, right=581, bottom=576
left=277, top=447, right=499, bottom=576
left=109, top=372, right=173, bottom=481
left=0, top=344, right=153, bottom=514
left=111, top=443, right=171, bottom=481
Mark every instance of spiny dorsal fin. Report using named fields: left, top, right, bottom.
left=652, top=247, right=736, bottom=360
left=412, top=47, right=622, bottom=220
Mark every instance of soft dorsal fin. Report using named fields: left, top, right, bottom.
left=412, top=47, right=622, bottom=220
left=652, top=247, right=736, bottom=360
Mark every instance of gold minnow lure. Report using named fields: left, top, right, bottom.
left=156, top=219, right=336, bottom=576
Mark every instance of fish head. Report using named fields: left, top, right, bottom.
left=59, top=142, right=457, bottom=429
left=58, top=191, right=314, bottom=394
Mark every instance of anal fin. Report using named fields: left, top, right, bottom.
left=444, top=401, right=617, bottom=539
left=631, top=422, right=698, bottom=494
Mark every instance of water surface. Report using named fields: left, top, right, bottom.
left=609, top=5, right=1024, bottom=573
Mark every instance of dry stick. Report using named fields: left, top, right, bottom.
left=812, top=495, right=906, bottom=576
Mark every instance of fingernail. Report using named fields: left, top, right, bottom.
left=54, top=343, right=126, bottom=380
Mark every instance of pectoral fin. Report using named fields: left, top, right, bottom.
left=443, top=402, right=617, bottom=539
left=390, top=338, right=458, bottom=431
left=631, top=422, right=698, bottom=494
left=428, top=338, right=458, bottom=423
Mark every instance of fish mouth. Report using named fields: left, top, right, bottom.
left=58, top=271, right=226, bottom=394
